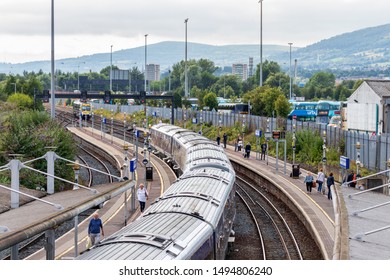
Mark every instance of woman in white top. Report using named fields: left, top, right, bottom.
left=317, top=169, right=325, bottom=194
left=137, top=183, right=149, bottom=213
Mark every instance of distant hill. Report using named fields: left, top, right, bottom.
left=291, top=24, right=390, bottom=69
left=0, top=42, right=290, bottom=75
left=1, top=23, right=390, bottom=74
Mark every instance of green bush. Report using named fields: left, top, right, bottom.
left=7, top=93, right=34, bottom=109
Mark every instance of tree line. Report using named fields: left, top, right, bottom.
left=0, top=59, right=364, bottom=118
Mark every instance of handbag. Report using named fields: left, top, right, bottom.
left=312, top=181, right=316, bottom=188
left=86, top=236, right=92, bottom=249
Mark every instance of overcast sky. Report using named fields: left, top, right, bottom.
left=0, top=0, right=389, bottom=63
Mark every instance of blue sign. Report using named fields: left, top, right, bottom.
left=192, top=118, right=197, bottom=124
left=340, top=156, right=350, bottom=169
left=103, top=118, right=107, bottom=124
left=255, top=129, right=262, bottom=137
left=134, top=130, right=140, bottom=138
left=130, top=158, right=137, bottom=172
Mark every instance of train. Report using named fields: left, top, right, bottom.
left=77, top=123, right=236, bottom=260
left=72, top=100, right=91, bottom=120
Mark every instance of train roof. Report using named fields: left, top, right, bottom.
left=77, top=213, right=212, bottom=260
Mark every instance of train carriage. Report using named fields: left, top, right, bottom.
left=77, top=123, right=236, bottom=260
left=72, top=100, right=91, bottom=120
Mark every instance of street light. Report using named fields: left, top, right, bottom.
left=356, top=141, right=361, bottom=175
left=123, top=112, right=127, bottom=145
left=184, top=18, right=189, bottom=97
left=50, top=0, right=55, bottom=119
left=110, top=45, right=113, bottom=91
left=259, top=0, right=263, bottom=87
left=292, top=121, right=297, bottom=163
left=322, top=130, right=327, bottom=175
left=199, top=110, right=203, bottom=134
left=266, top=118, right=270, bottom=165
left=144, top=34, right=148, bottom=92
left=288, top=42, right=293, bottom=100
left=242, top=119, right=246, bottom=144
left=77, top=62, right=85, bottom=90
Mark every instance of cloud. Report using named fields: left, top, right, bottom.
left=0, top=0, right=389, bottom=63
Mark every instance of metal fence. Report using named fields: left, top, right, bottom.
left=91, top=103, right=388, bottom=172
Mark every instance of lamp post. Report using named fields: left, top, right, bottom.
left=242, top=119, right=246, bottom=145
left=123, top=112, right=127, bottom=145
left=184, top=18, right=189, bottom=97
left=91, top=110, right=94, bottom=134
left=259, top=0, right=263, bottom=87
left=218, top=112, right=222, bottom=136
left=100, top=114, right=103, bottom=139
left=50, top=0, right=55, bottom=119
left=111, top=116, right=114, bottom=144
left=144, top=34, right=148, bottom=92
left=110, top=45, right=113, bottom=91
left=292, top=122, right=296, bottom=165
left=322, top=130, right=327, bottom=175
left=200, top=111, right=203, bottom=135
left=356, top=141, right=361, bottom=176
left=266, top=118, right=270, bottom=165
left=77, top=62, right=85, bottom=90
left=288, top=42, right=293, bottom=100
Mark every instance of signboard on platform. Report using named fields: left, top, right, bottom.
left=255, top=130, right=262, bottom=137
left=130, top=158, right=137, bottom=172
left=340, top=156, right=350, bottom=169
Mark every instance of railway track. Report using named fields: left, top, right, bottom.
left=236, top=176, right=303, bottom=260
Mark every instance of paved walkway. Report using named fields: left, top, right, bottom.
left=342, top=186, right=390, bottom=259
left=224, top=145, right=335, bottom=259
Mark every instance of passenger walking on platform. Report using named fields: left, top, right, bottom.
left=216, top=135, right=221, bottom=146
left=260, top=142, right=267, bottom=160
left=317, top=169, right=325, bottom=194
left=304, top=172, right=314, bottom=193
left=137, top=183, right=149, bottom=213
left=347, top=170, right=356, bottom=188
left=326, top=172, right=335, bottom=200
left=223, top=133, right=228, bottom=148
left=245, top=142, right=251, bottom=159
left=88, top=213, right=104, bottom=246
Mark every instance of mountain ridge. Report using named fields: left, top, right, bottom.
left=1, top=23, right=390, bottom=74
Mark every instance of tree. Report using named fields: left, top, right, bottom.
left=203, top=92, right=218, bottom=111
left=255, top=60, right=281, bottom=86
left=7, top=93, right=34, bottom=109
left=100, top=65, right=120, bottom=78
left=274, top=95, right=291, bottom=118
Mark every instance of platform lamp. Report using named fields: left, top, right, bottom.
left=322, top=130, right=327, bottom=175
left=100, top=114, right=103, bottom=139
left=356, top=141, right=361, bottom=176
left=123, top=112, right=127, bottom=145
left=91, top=110, right=94, bottom=135
left=292, top=122, right=296, bottom=165
left=200, top=110, right=203, bottom=135
left=242, top=118, right=246, bottom=145
left=266, top=118, right=270, bottom=165
left=218, top=112, right=222, bottom=136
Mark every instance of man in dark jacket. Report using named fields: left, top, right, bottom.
left=245, top=142, right=251, bottom=159
left=223, top=133, right=228, bottom=148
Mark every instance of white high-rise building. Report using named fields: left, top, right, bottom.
left=232, top=64, right=248, bottom=81
left=146, top=64, right=160, bottom=81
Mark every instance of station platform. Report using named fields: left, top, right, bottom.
left=222, top=143, right=390, bottom=260
left=223, top=145, right=335, bottom=260
left=0, top=126, right=176, bottom=259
